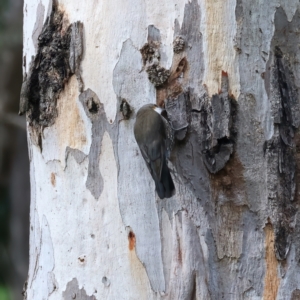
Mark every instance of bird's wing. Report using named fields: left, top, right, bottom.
left=139, top=144, right=163, bottom=184
left=140, top=146, right=151, bottom=164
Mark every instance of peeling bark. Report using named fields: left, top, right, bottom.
left=263, top=222, right=280, bottom=300
left=63, top=278, right=96, bottom=300
left=24, top=0, right=300, bottom=299
left=20, top=0, right=84, bottom=149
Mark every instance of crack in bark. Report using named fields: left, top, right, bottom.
left=265, top=13, right=300, bottom=259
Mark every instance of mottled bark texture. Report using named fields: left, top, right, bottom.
left=24, top=0, right=300, bottom=299
left=20, top=0, right=83, bottom=149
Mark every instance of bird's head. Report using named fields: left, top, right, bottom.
left=135, top=104, right=165, bottom=120
left=152, top=104, right=164, bottom=115
left=140, top=103, right=164, bottom=113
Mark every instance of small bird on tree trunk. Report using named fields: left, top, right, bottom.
left=134, top=104, right=175, bottom=199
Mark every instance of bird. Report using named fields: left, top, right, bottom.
left=134, top=104, right=175, bottom=199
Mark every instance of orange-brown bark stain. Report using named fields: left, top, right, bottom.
left=263, top=222, right=280, bottom=300
left=51, top=173, right=56, bottom=187
left=128, top=231, right=136, bottom=251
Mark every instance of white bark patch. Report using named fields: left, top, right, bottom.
left=280, top=0, right=298, bottom=21
left=118, top=117, right=166, bottom=292
left=168, top=212, right=210, bottom=299
left=31, top=2, right=45, bottom=50
left=26, top=132, right=155, bottom=299
left=201, top=0, right=240, bottom=98
left=27, top=148, right=39, bottom=287
left=42, top=75, right=91, bottom=167
left=115, top=38, right=166, bottom=291
left=47, top=272, right=58, bottom=296
left=27, top=210, right=41, bottom=290
left=23, top=0, right=51, bottom=73
left=27, top=216, right=55, bottom=300
left=160, top=209, right=172, bottom=292
left=113, top=39, right=155, bottom=105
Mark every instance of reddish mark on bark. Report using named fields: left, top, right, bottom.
left=128, top=231, right=136, bottom=251
left=219, top=70, right=230, bottom=95
left=51, top=173, right=56, bottom=187
left=78, top=255, right=86, bottom=264
left=222, top=70, right=228, bottom=77
left=229, top=91, right=236, bottom=99
left=263, top=221, right=280, bottom=300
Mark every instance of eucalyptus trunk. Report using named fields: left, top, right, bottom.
left=23, top=0, right=300, bottom=299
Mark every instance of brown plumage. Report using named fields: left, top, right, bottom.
left=134, top=104, right=175, bottom=199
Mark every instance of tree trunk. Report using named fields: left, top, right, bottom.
left=23, top=0, right=300, bottom=299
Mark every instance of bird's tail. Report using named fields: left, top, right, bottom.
left=155, top=158, right=175, bottom=199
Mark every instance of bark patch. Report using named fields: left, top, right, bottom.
left=119, top=99, right=132, bottom=120
left=65, top=147, right=87, bottom=165
left=173, top=36, right=185, bottom=54
left=128, top=231, right=136, bottom=251
left=147, top=64, right=170, bottom=88
left=19, top=0, right=84, bottom=149
left=264, top=8, right=300, bottom=260
left=51, top=173, right=56, bottom=187
left=140, top=26, right=188, bottom=107
left=63, top=278, right=95, bottom=300
left=201, top=73, right=237, bottom=174
left=189, top=73, right=237, bottom=175
left=263, top=222, right=280, bottom=300
left=291, top=289, right=300, bottom=300
left=215, top=202, right=245, bottom=259
left=210, top=153, right=246, bottom=202
left=79, top=89, right=106, bottom=199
